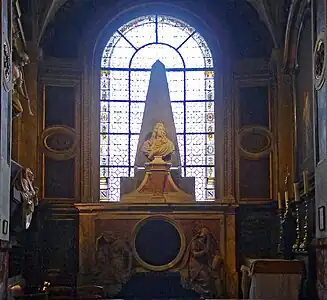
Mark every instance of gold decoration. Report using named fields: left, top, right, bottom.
left=12, top=39, right=32, bottom=118
left=180, top=227, right=224, bottom=298
left=40, top=126, right=77, bottom=160
left=121, top=156, right=193, bottom=203
left=142, top=122, right=175, bottom=161
left=131, top=215, right=186, bottom=271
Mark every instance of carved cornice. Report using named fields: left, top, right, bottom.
left=39, top=57, right=82, bottom=83
left=74, top=202, right=238, bottom=214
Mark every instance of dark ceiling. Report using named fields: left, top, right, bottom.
left=22, top=0, right=275, bottom=59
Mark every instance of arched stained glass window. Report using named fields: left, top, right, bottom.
left=100, top=15, right=215, bottom=202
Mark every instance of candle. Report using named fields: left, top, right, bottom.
left=303, top=170, right=309, bottom=195
left=294, top=183, right=300, bottom=202
left=285, top=191, right=289, bottom=205
left=277, top=192, right=283, bottom=209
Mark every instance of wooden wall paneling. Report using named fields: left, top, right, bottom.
left=40, top=79, right=81, bottom=203
left=235, top=76, right=273, bottom=203
left=271, top=48, right=295, bottom=196
left=41, top=216, right=78, bottom=286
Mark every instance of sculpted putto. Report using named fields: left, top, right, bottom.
left=142, top=122, right=175, bottom=160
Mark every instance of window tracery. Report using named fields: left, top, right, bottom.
left=100, top=15, right=215, bottom=201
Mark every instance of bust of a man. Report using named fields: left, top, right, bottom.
left=142, top=122, right=175, bottom=161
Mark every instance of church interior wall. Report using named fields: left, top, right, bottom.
left=312, top=0, right=327, bottom=297
left=3, top=0, right=326, bottom=299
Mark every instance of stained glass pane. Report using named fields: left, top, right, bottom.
left=109, top=135, right=129, bottom=165
left=107, top=102, right=129, bottom=133
left=158, top=22, right=192, bottom=49
left=106, top=167, right=129, bottom=201
left=109, top=71, right=129, bottom=100
left=205, top=70, right=215, bottom=100
left=101, top=32, right=121, bottom=68
left=193, top=32, right=213, bottom=68
left=185, top=134, right=206, bottom=165
left=177, top=134, right=185, bottom=164
left=186, top=102, right=206, bottom=133
left=206, top=101, right=215, bottom=133
left=130, top=102, right=145, bottom=134
left=131, top=44, right=184, bottom=69
left=130, top=71, right=151, bottom=101
left=178, top=38, right=205, bottom=68
left=130, top=135, right=139, bottom=166
left=119, top=15, right=156, bottom=35
left=171, top=102, right=184, bottom=134
left=167, top=71, right=184, bottom=101
left=108, top=38, right=135, bottom=68
left=123, top=22, right=156, bottom=48
left=186, top=71, right=205, bottom=100
left=185, top=167, right=206, bottom=201
left=100, top=14, right=215, bottom=201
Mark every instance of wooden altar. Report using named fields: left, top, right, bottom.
left=74, top=202, right=237, bottom=298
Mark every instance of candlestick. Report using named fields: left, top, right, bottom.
left=294, top=183, right=300, bottom=202
left=285, top=191, right=289, bottom=206
left=293, top=201, right=301, bottom=252
left=277, top=192, right=283, bottom=209
left=303, top=170, right=309, bottom=195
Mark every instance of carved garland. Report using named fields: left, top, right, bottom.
left=314, top=30, right=326, bottom=90
left=3, top=38, right=11, bottom=91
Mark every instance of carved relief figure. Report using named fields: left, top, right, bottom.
left=15, top=168, right=39, bottom=229
left=12, top=42, right=33, bottom=118
left=142, top=122, right=175, bottom=161
left=180, top=227, right=224, bottom=298
left=94, top=232, right=132, bottom=297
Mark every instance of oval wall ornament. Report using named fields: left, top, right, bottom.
left=238, top=126, right=273, bottom=159
left=314, top=30, right=326, bottom=90
left=40, top=126, right=77, bottom=160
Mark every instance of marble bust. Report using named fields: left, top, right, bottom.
left=142, top=122, right=175, bottom=161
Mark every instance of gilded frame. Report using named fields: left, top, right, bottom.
left=131, top=215, right=186, bottom=271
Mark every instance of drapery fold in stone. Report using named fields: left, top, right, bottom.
left=134, top=60, right=181, bottom=167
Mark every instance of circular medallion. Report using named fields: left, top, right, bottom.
left=314, top=31, right=326, bottom=90
left=40, top=126, right=77, bottom=160
left=238, top=126, right=272, bottom=159
left=3, top=38, right=11, bottom=91
left=132, top=216, right=185, bottom=271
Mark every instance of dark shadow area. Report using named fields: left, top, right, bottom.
left=115, top=272, right=200, bottom=299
